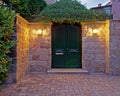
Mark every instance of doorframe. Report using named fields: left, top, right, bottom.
left=50, top=23, right=84, bottom=69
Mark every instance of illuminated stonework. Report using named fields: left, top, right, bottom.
left=81, top=21, right=109, bottom=72
left=16, top=15, right=120, bottom=82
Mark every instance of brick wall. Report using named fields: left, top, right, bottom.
left=109, top=20, right=120, bottom=75
left=16, top=15, right=29, bottom=82
left=112, top=0, right=120, bottom=20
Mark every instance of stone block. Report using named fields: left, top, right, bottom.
left=32, top=54, right=40, bottom=60
left=40, top=54, right=50, bottom=61
left=40, top=43, right=50, bottom=48
left=30, top=61, right=49, bottom=72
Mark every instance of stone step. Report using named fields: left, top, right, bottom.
left=47, top=69, right=89, bottom=74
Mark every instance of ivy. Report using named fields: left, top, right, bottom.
left=35, top=0, right=109, bottom=23
left=0, top=6, right=16, bottom=85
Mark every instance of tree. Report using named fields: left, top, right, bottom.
left=4, top=0, right=47, bottom=21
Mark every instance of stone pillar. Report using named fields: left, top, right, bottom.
left=104, top=21, right=110, bottom=74
left=82, top=21, right=109, bottom=73
left=16, top=15, right=52, bottom=82
left=29, top=23, right=51, bottom=73
left=16, top=15, right=29, bottom=82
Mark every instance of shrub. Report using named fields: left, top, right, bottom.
left=0, top=6, right=15, bottom=85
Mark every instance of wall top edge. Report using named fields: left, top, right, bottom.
left=18, top=15, right=119, bottom=25
left=29, top=22, right=52, bottom=25
left=81, top=20, right=110, bottom=25
left=16, top=14, right=29, bottom=24
left=110, top=20, right=120, bottom=22
left=16, top=14, right=52, bottom=25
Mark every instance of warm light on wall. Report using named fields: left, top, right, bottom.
left=32, top=29, right=43, bottom=38
left=93, top=29, right=100, bottom=36
left=87, top=28, right=101, bottom=37
left=32, top=29, right=43, bottom=36
left=36, top=29, right=42, bottom=35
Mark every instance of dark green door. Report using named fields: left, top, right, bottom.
left=52, top=23, right=82, bottom=68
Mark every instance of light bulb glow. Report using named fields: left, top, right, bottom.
left=37, top=29, right=42, bottom=35
left=93, top=29, right=99, bottom=34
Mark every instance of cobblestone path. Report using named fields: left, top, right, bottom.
left=0, top=74, right=120, bottom=96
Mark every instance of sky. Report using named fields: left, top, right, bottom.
left=78, top=0, right=110, bottom=9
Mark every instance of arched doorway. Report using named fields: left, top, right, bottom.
left=52, top=23, right=82, bottom=68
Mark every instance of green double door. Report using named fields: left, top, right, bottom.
left=52, top=23, right=82, bottom=68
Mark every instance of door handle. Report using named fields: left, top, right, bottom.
left=68, top=49, right=79, bottom=53
left=54, top=49, right=64, bottom=55
left=54, top=49, right=64, bottom=52
left=55, top=52, right=64, bottom=55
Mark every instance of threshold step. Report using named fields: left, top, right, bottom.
left=47, top=69, right=89, bottom=74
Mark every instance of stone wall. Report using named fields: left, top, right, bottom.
left=16, top=15, right=120, bottom=81
left=5, top=24, right=17, bottom=84
left=82, top=21, right=109, bottom=73
left=16, top=15, right=29, bottom=82
left=112, top=0, right=120, bottom=20
left=109, top=20, right=120, bottom=75
left=29, top=21, right=109, bottom=73
left=29, top=23, right=51, bottom=73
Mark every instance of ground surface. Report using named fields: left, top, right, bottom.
left=0, top=73, right=120, bottom=96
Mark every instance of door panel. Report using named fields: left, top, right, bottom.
left=52, top=23, right=82, bottom=68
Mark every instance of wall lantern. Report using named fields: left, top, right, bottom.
left=87, top=28, right=100, bottom=37
left=36, top=29, right=42, bottom=36
left=92, top=29, right=100, bottom=36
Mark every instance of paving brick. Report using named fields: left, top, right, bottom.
left=0, top=74, right=120, bottom=96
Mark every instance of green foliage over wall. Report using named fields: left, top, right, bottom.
left=0, top=6, right=15, bottom=85
left=35, top=0, right=109, bottom=23
left=4, top=0, right=47, bottom=21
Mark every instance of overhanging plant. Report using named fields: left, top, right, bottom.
left=0, top=6, right=16, bottom=85
left=35, top=0, right=109, bottom=23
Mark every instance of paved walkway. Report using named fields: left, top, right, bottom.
left=0, top=73, right=120, bottom=96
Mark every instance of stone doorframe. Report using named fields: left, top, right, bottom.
left=16, top=15, right=120, bottom=82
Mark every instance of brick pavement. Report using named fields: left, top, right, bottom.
left=0, top=73, right=120, bottom=96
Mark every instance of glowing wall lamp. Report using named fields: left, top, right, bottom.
left=92, top=29, right=100, bottom=36
left=36, top=29, right=43, bottom=36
